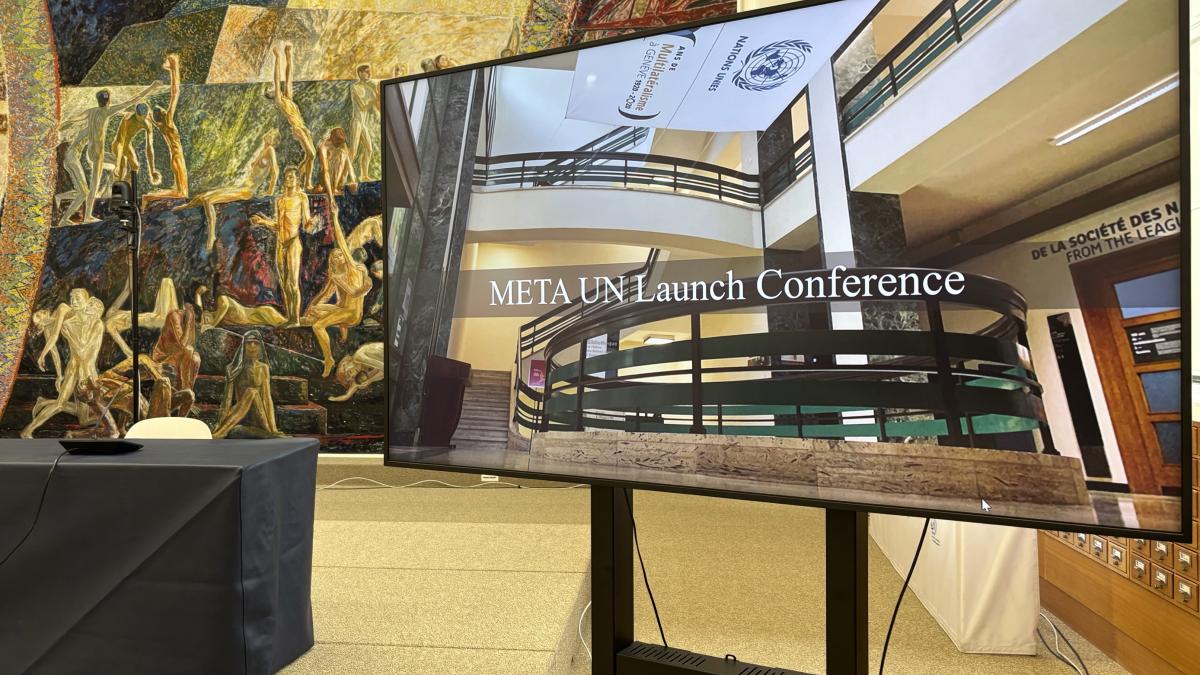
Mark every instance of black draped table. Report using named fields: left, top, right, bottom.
left=0, top=439, right=318, bottom=675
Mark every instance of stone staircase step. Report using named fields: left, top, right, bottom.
left=463, top=390, right=508, bottom=400
left=5, top=375, right=57, bottom=404
left=457, top=424, right=509, bottom=435
left=465, top=383, right=509, bottom=391
left=469, top=379, right=511, bottom=389
left=460, top=406, right=510, bottom=417
left=453, top=431, right=510, bottom=443
left=3, top=373, right=313, bottom=408
left=193, top=374, right=309, bottom=405
left=0, top=402, right=96, bottom=436
left=463, top=393, right=508, bottom=400
left=464, top=396, right=508, bottom=404
left=452, top=370, right=512, bottom=447
left=458, top=406, right=509, bottom=418
left=470, top=369, right=511, bottom=380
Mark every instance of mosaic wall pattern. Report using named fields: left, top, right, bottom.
left=0, top=0, right=525, bottom=448
left=0, top=0, right=739, bottom=449
left=0, top=0, right=60, bottom=416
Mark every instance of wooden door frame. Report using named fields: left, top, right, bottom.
left=1071, top=235, right=1181, bottom=495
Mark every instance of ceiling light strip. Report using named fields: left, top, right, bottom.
left=1051, top=73, right=1179, bottom=147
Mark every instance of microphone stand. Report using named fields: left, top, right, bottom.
left=116, top=177, right=142, bottom=423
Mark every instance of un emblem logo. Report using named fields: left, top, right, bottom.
left=734, top=40, right=813, bottom=91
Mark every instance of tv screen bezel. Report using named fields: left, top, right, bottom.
left=380, top=0, right=1192, bottom=541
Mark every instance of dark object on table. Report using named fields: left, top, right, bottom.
left=0, top=438, right=318, bottom=675
left=419, top=355, right=471, bottom=447
left=60, top=440, right=144, bottom=455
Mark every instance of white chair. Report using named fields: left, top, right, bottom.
left=125, top=417, right=213, bottom=439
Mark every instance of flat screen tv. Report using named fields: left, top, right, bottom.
left=382, top=0, right=1190, bottom=538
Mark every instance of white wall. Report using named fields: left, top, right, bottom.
left=762, top=172, right=818, bottom=250
left=844, top=0, right=1125, bottom=192
left=954, top=185, right=1181, bottom=486
left=466, top=187, right=762, bottom=254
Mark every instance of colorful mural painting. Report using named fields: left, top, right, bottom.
left=0, top=0, right=739, bottom=451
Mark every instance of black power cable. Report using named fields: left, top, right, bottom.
left=621, top=488, right=668, bottom=647
left=0, top=448, right=70, bottom=570
left=878, top=518, right=930, bottom=674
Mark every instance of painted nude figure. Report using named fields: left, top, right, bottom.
left=152, top=303, right=201, bottom=394
left=250, top=166, right=311, bottom=325
left=433, top=55, right=460, bottom=70
left=55, top=149, right=115, bottom=227
left=175, top=128, right=279, bottom=250
left=76, top=355, right=192, bottom=433
left=142, top=54, right=190, bottom=209
left=22, top=289, right=106, bottom=438
left=329, top=342, right=383, bottom=401
left=313, top=127, right=356, bottom=194
left=195, top=285, right=287, bottom=331
left=304, top=247, right=372, bottom=377
left=212, top=331, right=280, bottom=439
left=347, top=214, right=381, bottom=252
left=349, top=64, right=379, bottom=181
left=57, top=82, right=161, bottom=226
left=110, top=103, right=159, bottom=185
left=104, top=275, right=182, bottom=359
left=267, top=43, right=316, bottom=189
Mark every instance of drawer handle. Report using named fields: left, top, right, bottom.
left=1110, top=550, right=1123, bottom=565
left=1154, top=573, right=1168, bottom=589
left=1133, top=561, right=1146, bottom=577
left=1181, top=585, right=1193, bottom=602
left=1180, top=554, right=1192, bottom=571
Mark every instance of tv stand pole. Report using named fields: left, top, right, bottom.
left=590, top=487, right=869, bottom=674
left=591, top=486, right=634, bottom=674
left=826, top=508, right=869, bottom=674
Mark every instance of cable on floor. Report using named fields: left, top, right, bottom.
left=1037, top=612, right=1089, bottom=675
left=0, top=448, right=70, bottom=570
left=578, top=600, right=592, bottom=661
left=317, top=476, right=588, bottom=491
left=622, top=488, right=668, bottom=648
left=878, top=517, right=930, bottom=674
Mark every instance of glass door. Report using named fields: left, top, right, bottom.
left=1073, top=236, right=1182, bottom=495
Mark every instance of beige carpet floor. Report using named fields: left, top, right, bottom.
left=283, top=464, right=1125, bottom=675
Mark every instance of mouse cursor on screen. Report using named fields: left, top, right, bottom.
left=981, top=499, right=992, bottom=512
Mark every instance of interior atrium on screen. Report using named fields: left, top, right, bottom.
left=384, top=0, right=1187, bottom=534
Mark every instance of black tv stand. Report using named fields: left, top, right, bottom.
left=591, top=486, right=867, bottom=674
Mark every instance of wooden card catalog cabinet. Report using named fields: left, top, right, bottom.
left=1036, top=424, right=1200, bottom=674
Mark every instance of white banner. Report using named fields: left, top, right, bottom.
left=566, top=0, right=875, bottom=132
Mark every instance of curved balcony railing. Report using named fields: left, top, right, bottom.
left=512, top=267, right=1055, bottom=452
left=760, top=133, right=814, bottom=205
left=534, top=126, right=650, bottom=183
left=839, top=0, right=1010, bottom=134
left=474, top=150, right=761, bottom=207
left=511, top=249, right=662, bottom=432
